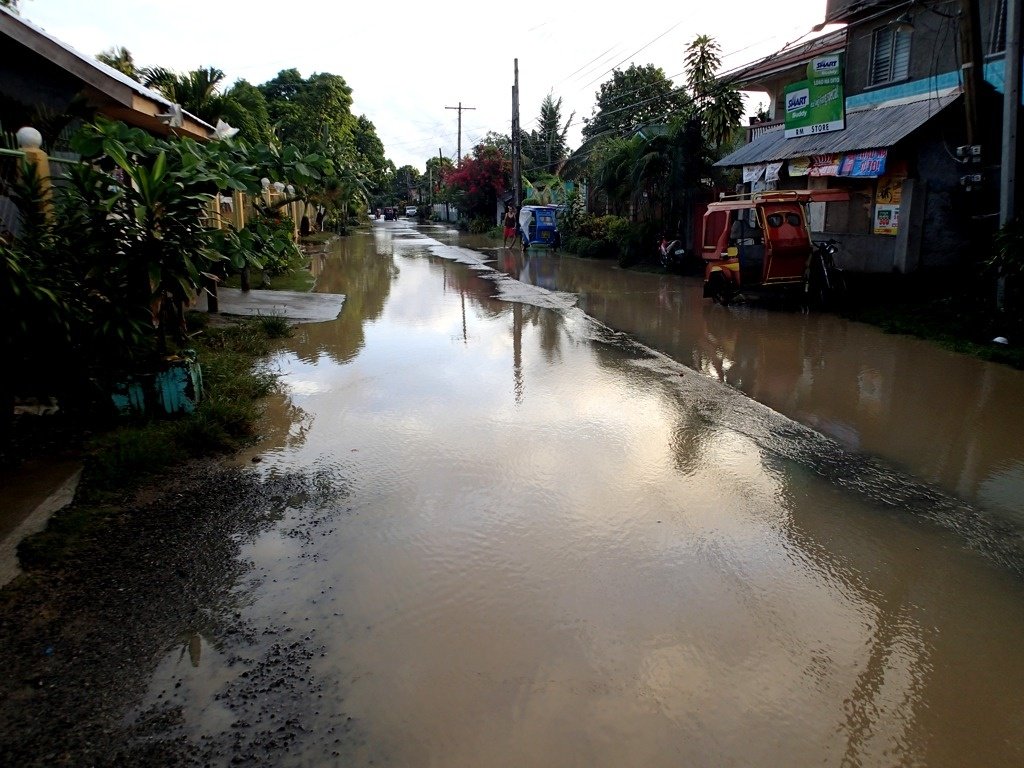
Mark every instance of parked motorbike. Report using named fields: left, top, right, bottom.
left=658, top=238, right=686, bottom=272
left=805, top=239, right=847, bottom=309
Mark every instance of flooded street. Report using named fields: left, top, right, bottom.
left=152, top=221, right=1024, bottom=766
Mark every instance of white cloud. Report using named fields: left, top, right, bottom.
left=20, top=0, right=827, bottom=170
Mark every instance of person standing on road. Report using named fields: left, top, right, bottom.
left=503, top=206, right=517, bottom=247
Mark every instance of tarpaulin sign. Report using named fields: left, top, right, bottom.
left=809, top=154, right=842, bottom=176
left=743, top=164, right=766, bottom=183
left=787, top=157, right=811, bottom=177
left=839, top=149, right=887, bottom=178
left=873, top=169, right=905, bottom=235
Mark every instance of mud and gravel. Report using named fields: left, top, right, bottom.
left=0, top=463, right=342, bottom=767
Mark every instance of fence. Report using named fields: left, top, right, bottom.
left=4, top=124, right=306, bottom=245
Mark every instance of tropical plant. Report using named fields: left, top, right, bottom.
left=521, top=93, right=574, bottom=178
left=258, top=69, right=356, bottom=152
left=685, top=35, right=744, bottom=149
left=96, top=46, right=138, bottom=79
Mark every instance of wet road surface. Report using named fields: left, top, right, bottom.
left=145, top=220, right=1024, bottom=766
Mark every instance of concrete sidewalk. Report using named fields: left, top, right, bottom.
left=197, top=287, right=346, bottom=323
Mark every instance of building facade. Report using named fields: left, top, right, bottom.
left=717, top=0, right=1011, bottom=273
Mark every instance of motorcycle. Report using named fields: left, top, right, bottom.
left=658, top=238, right=687, bottom=272
left=806, top=239, right=847, bottom=309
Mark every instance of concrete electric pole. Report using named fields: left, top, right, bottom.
left=445, top=102, right=476, bottom=166
left=512, top=59, right=521, bottom=208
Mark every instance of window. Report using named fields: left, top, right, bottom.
left=870, top=25, right=911, bottom=85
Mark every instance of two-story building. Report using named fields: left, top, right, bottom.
left=717, top=0, right=1010, bottom=274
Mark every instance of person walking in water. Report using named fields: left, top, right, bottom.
left=503, top=206, right=517, bottom=247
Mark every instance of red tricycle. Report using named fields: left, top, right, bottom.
left=700, top=190, right=849, bottom=307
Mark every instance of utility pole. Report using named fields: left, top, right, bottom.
left=958, top=0, right=986, bottom=145
left=445, top=101, right=476, bottom=166
left=440, top=148, right=449, bottom=222
left=512, top=59, right=521, bottom=208
left=999, top=0, right=1021, bottom=309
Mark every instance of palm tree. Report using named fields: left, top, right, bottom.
left=685, top=35, right=743, bottom=150
left=97, top=46, right=138, bottom=79
left=142, top=66, right=239, bottom=129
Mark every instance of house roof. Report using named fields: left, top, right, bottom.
left=715, top=89, right=961, bottom=166
left=721, top=29, right=847, bottom=90
left=0, top=7, right=212, bottom=140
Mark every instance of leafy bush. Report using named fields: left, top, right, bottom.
left=468, top=217, right=493, bottom=234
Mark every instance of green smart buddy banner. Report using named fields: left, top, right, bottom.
left=784, top=54, right=845, bottom=139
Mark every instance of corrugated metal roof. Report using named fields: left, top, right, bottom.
left=716, top=90, right=961, bottom=167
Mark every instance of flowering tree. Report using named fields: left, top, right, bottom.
left=444, top=144, right=511, bottom=221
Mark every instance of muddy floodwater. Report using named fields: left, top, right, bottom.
left=149, top=221, right=1024, bottom=766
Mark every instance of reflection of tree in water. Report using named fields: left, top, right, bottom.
left=254, top=389, right=311, bottom=452
left=289, top=236, right=397, bottom=365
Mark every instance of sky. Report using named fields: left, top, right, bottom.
left=15, top=0, right=830, bottom=171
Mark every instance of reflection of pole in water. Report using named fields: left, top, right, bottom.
left=461, top=288, right=467, bottom=344
left=513, top=302, right=524, bottom=404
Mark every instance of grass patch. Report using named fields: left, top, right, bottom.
left=300, top=232, right=335, bottom=244
left=223, top=251, right=315, bottom=292
left=16, top=317, right=286, bottom=570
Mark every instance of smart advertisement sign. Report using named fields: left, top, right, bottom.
left=784, top=54, right=845, bottom=139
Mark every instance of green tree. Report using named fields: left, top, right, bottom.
left=352, top=114, right=388, bottom=194
left=142, top=66, right=242, bottom=129
left=423, top=155, right=454, bottom=206
left=582, top=64, right=689, bottom=141
left=685, top=35, right=743, bottom=150
left=96, top=46, right=138, bottom=79
left=522, top=92, right=574, bottom=178
left=258, top=69, right=355, bottom=152
left=223, top=79, right=274, bottom=144
left=392, top=165, right=421, bottom=203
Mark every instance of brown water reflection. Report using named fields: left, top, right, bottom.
left=178, top=221, right=1024, bottom=766
left=484, top=247, right=1024, bottom=522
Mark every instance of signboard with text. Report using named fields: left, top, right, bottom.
left=873, top=170, right=906, bottom=235
left=784, top=54, right=845, bottom=139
